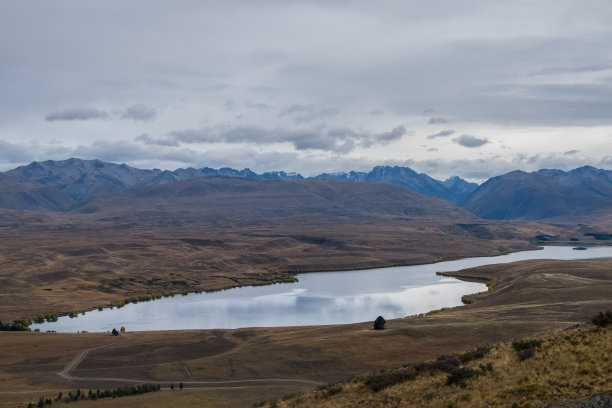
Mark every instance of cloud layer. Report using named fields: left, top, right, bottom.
left=0, top=1, right=611, bottom=179
left=140, top=124, right=409, bottom=154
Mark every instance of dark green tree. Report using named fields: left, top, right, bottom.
left=373, top=316, right=386, bottom=330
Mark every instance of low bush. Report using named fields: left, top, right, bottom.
left=446, top=367, right=483, bottom=386
left=364, top=345, right=491, bottom=391
left=512, top=339, right=542, bottom=361
left=365, top=366, right=419, bottom=392
left=592, top=310, right=612, bottom=327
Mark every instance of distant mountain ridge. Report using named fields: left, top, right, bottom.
left=5, top=159, right=612, bottom=222
left=312, top=166, right=477, bottom=204
left=5, top=159, right=476, bottom=205
left=460, top=166, right=612, bottom=221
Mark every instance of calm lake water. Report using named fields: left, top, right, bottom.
left=32, top=245, right=612, bottom=332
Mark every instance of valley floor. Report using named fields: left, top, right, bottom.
left=1, top=258, right=611, bottom=408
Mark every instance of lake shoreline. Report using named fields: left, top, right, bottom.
left=30, top=245, right=612, bottom=333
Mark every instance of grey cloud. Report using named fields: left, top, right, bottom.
left=121, top=104, right=157, bottom=122
left=245, top=101, right=271, bottom=111
left=428, top=117, right=449, bottom=124
left=376, top=125, right=408, bottom=143
left=564, top=149, right=579, bottom=156
left=452, top=134, right=489, bottom=148
left=164, top=124, right=407, bottom=153
left=527, top=64, right=612, bottom=77
left=600, top=156, right=612, bottom=167
left=73, top=140, right=201, bottom=165
left=45, top=105, right=157, bottom=122
left=45, top=107, right=109, bottom=122
left=278, top=104, right=338, bottom=124
left=370, top=109, right=385, bottom=115
left=0, top=140, right=34, bottom=163
left=427, top=148, right=439, bottom=152
left=135, top=133, right=179, bottom=147
left=427, top=129, right=456, bottom=139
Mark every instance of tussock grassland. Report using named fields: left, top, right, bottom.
left=0, top=215, right=550, bottom=322
left=1, top=258, right=611, bottom=408
left=257, top=325, right=611, bottom=408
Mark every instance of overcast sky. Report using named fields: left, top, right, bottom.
left=1, top=1, right=612, bottom=181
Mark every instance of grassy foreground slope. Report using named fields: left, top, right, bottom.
left=258, top=325, right=611, bottom=408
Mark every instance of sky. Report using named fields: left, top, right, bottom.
left=1, top=1, right=612, bottom=181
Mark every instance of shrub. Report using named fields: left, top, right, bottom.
left=363, top=344, right=491, bottom=392
left=446, top=367, right=483, bottom=386
left=592, top=310, right=612, bottom=327
left=458, top=346, right=491, bottom=363
left=512, top=339, right=542, bottom=361
left=365, top=367, right=418, bottom=391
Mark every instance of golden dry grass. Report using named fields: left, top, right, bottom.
left=0, top=214, right=561, bottom=322
left=260, top=326, right=612, bottom=408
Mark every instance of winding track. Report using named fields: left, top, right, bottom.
left=58, top=334, right=322, bottom=386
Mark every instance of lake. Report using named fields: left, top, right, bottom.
left=32, top=245, right=612, bottom=332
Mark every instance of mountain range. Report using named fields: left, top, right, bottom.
left=2, top=158, right=612, bottom=222
left=3, top=158, right=477, bottom=205
left=461, top=166, right=612, bottom=221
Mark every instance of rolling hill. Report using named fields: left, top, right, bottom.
left=70, top=176, right=477, bottom=222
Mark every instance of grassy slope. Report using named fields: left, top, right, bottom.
left=259, top=325, right=611, bottom=408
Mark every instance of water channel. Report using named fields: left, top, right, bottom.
left=32, top=245, right=612, bottom=332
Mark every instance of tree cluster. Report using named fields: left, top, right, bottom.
left=26, top=384, right=161, bottom=407
left=0, top=319, right=30, bottom=331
